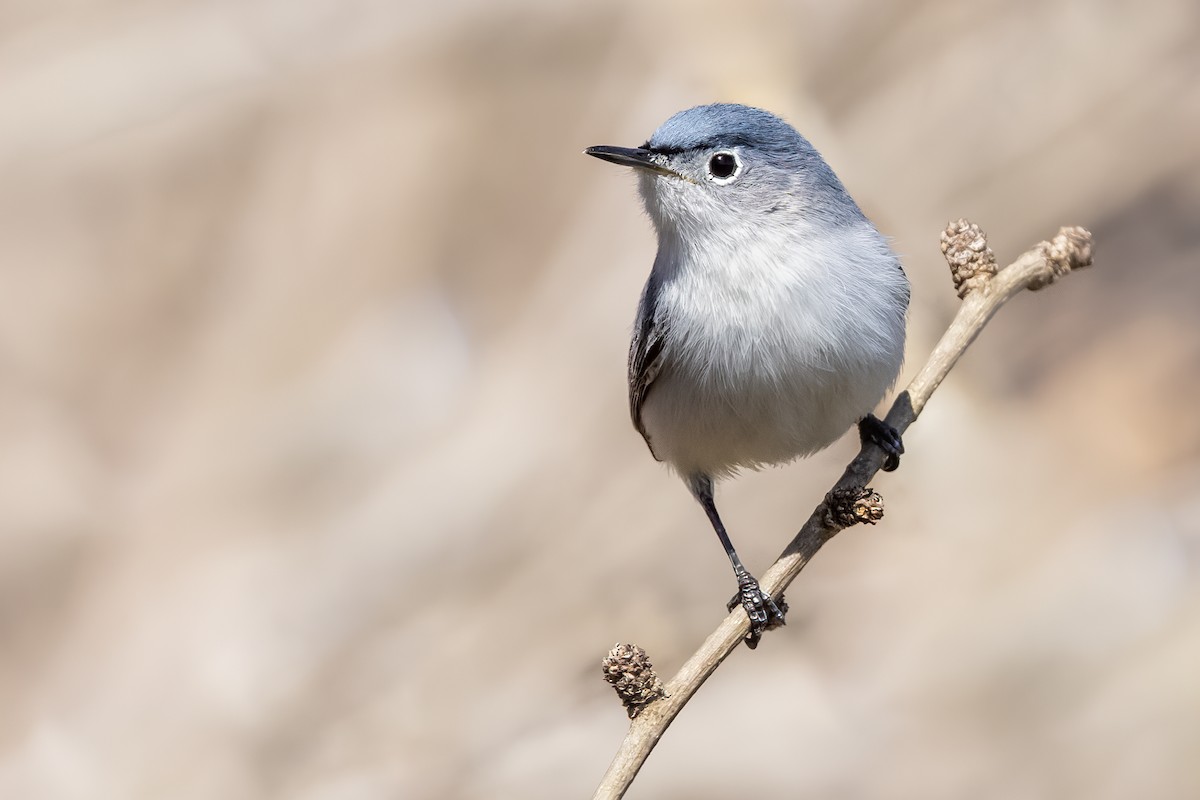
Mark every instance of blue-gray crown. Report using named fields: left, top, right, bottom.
left=646, top=104, right=806, bottom=158
left=646, top=104, right=851, bottom=201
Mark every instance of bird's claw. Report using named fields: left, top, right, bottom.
left=859, top=414, right=904, bottom=472
left=728, top=571, right=787, bottom=649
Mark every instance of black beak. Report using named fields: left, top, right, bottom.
left=584, top=145, right=678, bottom=177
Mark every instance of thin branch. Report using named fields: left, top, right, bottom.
left=594, top=222, right=1095, bottom=800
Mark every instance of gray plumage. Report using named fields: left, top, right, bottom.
left=587, top=103, right=909, bottom=646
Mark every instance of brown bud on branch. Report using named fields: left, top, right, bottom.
left=824, top=486, right=885, bottom=528
left=1028, top=226, right=1095, bottom=290
left=602, top=644, right=666, bottom=719
left=941, top=219, right=998, bottom=298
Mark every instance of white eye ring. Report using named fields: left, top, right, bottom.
left=705, top=151, right=742, bottom=184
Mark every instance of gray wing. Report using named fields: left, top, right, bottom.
left=628, top=274, right=666, bottom=460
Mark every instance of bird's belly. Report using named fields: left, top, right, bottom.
left=639, top=306, right=902, bottom=478
left=638, top=226, right=908, bottom=479
left=641, top=361, right=864, bottom=478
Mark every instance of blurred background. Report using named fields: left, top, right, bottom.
left=1, top=0, right=1198, bottom=797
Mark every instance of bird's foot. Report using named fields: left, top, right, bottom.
left=859, top=414, right=904, bottom=472
left=727, top=570, right=787, bottom=649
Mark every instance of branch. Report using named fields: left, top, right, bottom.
left=593, top=221, right=1095, bottom=799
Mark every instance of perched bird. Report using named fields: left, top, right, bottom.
left=586, top=104, right=909, bottom=647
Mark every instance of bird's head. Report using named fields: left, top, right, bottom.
left=586, top=104, right=864, bottom=242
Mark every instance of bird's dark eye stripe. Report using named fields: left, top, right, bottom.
left=643, top=143, right=684, bottom=155
left=642, top=134, right=759, bottom=155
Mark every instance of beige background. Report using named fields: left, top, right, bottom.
left=1, top=1, right=1198, bottom=798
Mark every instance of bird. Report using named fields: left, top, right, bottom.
left=585, top=103, right=909, bottom=647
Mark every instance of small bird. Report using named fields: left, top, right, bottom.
left=586, top=104, right=909, bottom=647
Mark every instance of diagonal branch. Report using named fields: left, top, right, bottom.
left=593, top=221, right=1095, bottom=800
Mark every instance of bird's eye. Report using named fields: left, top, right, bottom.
left=706, top=151, right=741, bottom=183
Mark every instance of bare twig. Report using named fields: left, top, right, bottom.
left=594, top=222, right=1095, bottom=800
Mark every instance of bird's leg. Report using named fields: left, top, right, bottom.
left=858, top=413, right=904, bottom=472
left=688, top=475, right=786, bottom=649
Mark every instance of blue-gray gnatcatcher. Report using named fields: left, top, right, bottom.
left=586, top=104, right=909, bottom=647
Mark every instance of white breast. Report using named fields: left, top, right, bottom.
left=640, top=221, right=908, bottom=479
